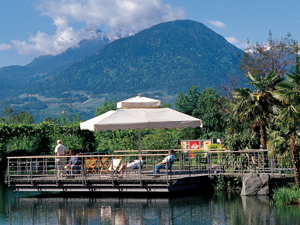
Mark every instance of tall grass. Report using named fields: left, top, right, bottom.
left=273, top=184, right=300, bottom=205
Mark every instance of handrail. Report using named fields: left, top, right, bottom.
left=5, top=149, right=291, bottom=191
left=6, top=149, right=272, bottom=159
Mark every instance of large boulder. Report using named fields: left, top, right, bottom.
left=240, top=173, right=269, bottom=196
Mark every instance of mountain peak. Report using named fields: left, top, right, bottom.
left=27, top=19, right=243, bottom=98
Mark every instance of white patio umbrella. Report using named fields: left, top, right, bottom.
left=80, top=94, right=202, bottom=154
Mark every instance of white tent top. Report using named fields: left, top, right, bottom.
left=80, top=95, right=202, bottom=153
left=117, top=94, right=161, bottom=109
left=80, top=108, right=202, bottom=132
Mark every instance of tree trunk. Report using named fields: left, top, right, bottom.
left=290, top=133, right=300, bottom=186
left=260, top=125, right=269, bottom=167
left=251, top=124, right=260, bottom=149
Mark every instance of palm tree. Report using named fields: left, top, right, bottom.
left=232, top=71, right=283, bottom=166
left=232, top=71, right=283, bottom=147
left=273, top=70, right=300, bottom=186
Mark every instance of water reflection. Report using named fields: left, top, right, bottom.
left=1, top=184, right=300, bottom=225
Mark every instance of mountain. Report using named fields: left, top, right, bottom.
left=27, top=19, right=244, bottom=98
left=0, top=36, right=109, bottom=98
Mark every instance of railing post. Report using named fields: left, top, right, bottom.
left=111, top=156, right=114, bottom=185
left=83, top=156, right=86, bottom=187
left=6, top=158, right=10, bottom=187
left=271, top=155, right=274, bottom=177
left=17, top=159, right=20, bottom=175
left=198, top=154, right=200, bottom=170
left=188, top=152, right=191, bottom=177
left=30, top=158, right=33, bottom=186
left=179, top=153, right=182, bottom=174
left=248, top=152, right=250, bottom=172
left=281, top=157, right=283, bottom=174
left=207, top=152, right=210, bottom=175
left=139, top=157, right=142, bottom=186
left=221, top=153, right=223, bottom=174
left=240, top=153, right=242, bottom=175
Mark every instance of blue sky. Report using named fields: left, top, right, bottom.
left=1, top=0, right=300, bottom=68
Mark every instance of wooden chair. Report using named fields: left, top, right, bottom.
left=85, top=158, right=98, bottom=173
left=98, top=157, right=110, bottom=171
left=90, top=157, right=109, bottom=173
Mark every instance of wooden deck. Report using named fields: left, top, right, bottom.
left=9, top=170, right=212, bottom=192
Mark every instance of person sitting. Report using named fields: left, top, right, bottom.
left=65, top=150, right=81, bottom=178
left=117, top=156, right=145, bottom=178
left=153, top=149, right=175, bottom=178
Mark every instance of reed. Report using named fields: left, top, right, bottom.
left=273, top=184, right=300, bottom=205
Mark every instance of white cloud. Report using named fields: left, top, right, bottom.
left=226, top=37, right=239, bottom=45
left=225, top=37, right=248, bottom=50
left=11, top=0, right=185, bottom=57
left=208, top=20, right=226, bottom=29
left=0, top=44, right=12, bottom=51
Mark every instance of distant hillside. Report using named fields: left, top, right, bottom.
left=0, top=36, right=109, bottom=98
left=27, top=19, right=244, bottom=98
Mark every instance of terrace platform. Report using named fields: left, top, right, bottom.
left=5, top=149, right=295, bottom=193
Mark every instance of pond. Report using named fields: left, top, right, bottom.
left=0, top=183, right=299, bottom=225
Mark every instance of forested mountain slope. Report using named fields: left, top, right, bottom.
left=0, top=36, right=109, bottom=98
left=26, top=20, right=244, bottom=97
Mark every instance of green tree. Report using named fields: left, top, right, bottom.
left=0, top=107, right=34, bottom=124
left=232, top=71, right=283, bottom=150
left=175, top=86, right=225, bottom=139
left=239, top=32, right=298, bottom=78
left=95, top=100, right=117, bottom=116
left=59, top=98, right=81, bottom=125
left=142, top=129, right=180, bottom=150
left=273, top=69, right=300, bottom=185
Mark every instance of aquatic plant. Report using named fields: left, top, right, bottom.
left=273, top=184, right=300, bottom=205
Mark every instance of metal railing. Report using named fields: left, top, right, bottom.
left=5, top=149, right=293, bottom=187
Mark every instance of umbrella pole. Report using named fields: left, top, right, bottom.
left=138, top=128, right=141, bottom=155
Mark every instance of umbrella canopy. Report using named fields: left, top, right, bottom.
left=80, top=108, right=202, bottom=131
left=80, top=95, right=202, bottom=153
left=117, top=94, right=161, bottom=109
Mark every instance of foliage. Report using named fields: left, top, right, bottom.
left=272, top=68, right=300, bottom=185
left=0, top=122, right=95, bottom=154
left=95, top=100, right=117, bottom=116
left=141, top=129, right=180, bottom=150
left=94, top=129, right=138, bottom=151
left=231, top=71, right=284, bottom=149
left=267, top=125, right=291, bottom=155
left=212, top=174, right=242, bottom=191
left=207, top=143, right=223, bottom=149
left=238, top=31, right=298, bottom=77
left=59, top=98, right=81, bottom=125
left=175, top=86, right=226, bottom=140
left=223, top=133, right=256, bottom=151
left=0, top=107, right=34, bottom=125
left=273, top=184, right=300, bottom=205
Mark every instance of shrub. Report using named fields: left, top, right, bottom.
left=273, top=184, right=300, bottom=205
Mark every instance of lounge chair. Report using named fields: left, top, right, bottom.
left=100, top=157, right=122, bottom=173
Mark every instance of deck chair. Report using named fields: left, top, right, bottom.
left=100, top=157, right=122, bottom=173
left=98, top=157, right=109, bottom=170
left=91, top=157, right=109, bottom=173
left=85, top=158, right=98, bottom=173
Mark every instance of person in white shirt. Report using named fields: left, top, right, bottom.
left=117, top=156, right=145, bottom=178
left=153, top=149, right=175, bottom=178
left=55, top=140, right=68, bottom=177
